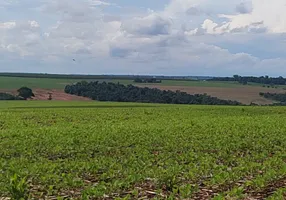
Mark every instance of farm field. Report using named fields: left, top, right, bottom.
left=141, top=85, right=283, bottom=105
left=1, top=101, right=286, bottom=199
left=0, top=76, right=258, bottom=90
left=0, top=77, right=134, bottom=90
left=0, top=76, right=283, bottom=104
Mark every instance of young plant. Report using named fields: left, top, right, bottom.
left=7, top=174, right=29, bottom=200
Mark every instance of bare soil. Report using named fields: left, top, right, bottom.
left=136, top=85, right=285, bottom=105
left=32, top=89, right=91, bottom=101
left=1, top=89, right=91, bottom=101
left=1, top=85, right=284, bottom=105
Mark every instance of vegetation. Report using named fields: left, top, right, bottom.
left=8, top=174, right=30, bottom=200
left=259, top=92, right=286, bottom=103
left=0, top=93, right=22, bottom=100
left=0, top=76, right=246, bottom=90
left=0, top=73, right=141, bottom=80
left=17, top=87, right=35, bottom=100
left=0, top=73, right=213, bottom=81
left=1, top=101, right=286, bottom=199
left=0, top=76, right=133, bottom=90
left=210, top=75, right=286, bottom=86
left=0, top=87, right=35, bottom=101
left=64, top=81, right=242, bottom=105
left=134, top=78, right=162, bottom=83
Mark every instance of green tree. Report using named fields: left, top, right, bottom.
left=17, top=87, right=35, bottom=100
left=233, top=75, right=240, bottom=81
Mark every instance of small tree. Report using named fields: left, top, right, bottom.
left=242, top=80, right=248, bottom=85
left=134, top=78, right=143, bottom=83
left=48, top=93, right=52, bottom=100
left=17, top=87, right=35, bottom=100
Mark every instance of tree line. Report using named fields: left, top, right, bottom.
left=65, top=81, right=242, bottom=105
left=0, top=93, right=22, bottom=100
left=210, top=75, right=286, bottom=85
left=0, top=87, right=35, bottom=100
left=259, top=92, right=286, bottom=103
left=0, top=73, right=134, bottom=80
left=0, top=73, right=205, bottom=81
left=134, top=78, right=162, bottom=83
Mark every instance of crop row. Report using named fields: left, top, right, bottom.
left=0, top=102, right=286, bottom=199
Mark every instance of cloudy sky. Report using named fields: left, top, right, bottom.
left=1, top=0, right=286, bottom=76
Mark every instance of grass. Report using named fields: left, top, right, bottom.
left=1, top=101, right=286, bottom=199
left=1, top=76, right=285, bottom=91
left=0, top=77, right=133, bottom=90
left=247, top=82, right=286, bottom=89
left=0, top=76, right=245, bottom=90
left=149, top=80, right=243, bottom=88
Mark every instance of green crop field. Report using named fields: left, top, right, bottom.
left=1, top=101, right=286, bottom=199
left=0, top=76, right=245, bottom=90
left=0, top=77, right=134, bottom=90
left=149, top=80, right=243, bottom=88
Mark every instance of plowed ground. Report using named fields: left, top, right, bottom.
left=137, top=85, right=284, bottom=105
left=1, top=89, right=91, bottom=101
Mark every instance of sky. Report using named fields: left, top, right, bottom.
left=1, top=0, right=286, bottom=76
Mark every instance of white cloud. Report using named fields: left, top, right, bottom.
left=122, top=13, right=172, bottom=36
left=0, top=0, right=14, bottom=7
left=215, top=0, right=286, bottom=34
left=88, top=0, right=113, bottom=6
left=1, top=0, right=286, bottom=76
left=0, top=21, right=16, bottom=29
left=0, top=20, right=43, bottom=57
left=235, top=2, right=253, bottom=14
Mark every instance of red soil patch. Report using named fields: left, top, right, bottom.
left=136, top=85, right=285, bottom=105
left=1, top=85, right=285, bottom=104
left=0, top=89, right=91, bottom=101
left=31, top=89, right=91, bottom=101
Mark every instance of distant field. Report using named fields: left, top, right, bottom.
left=1, top=101, right=286, bottom=199
left=139, top=80, right=244, bottom=88
left=0, top=76, right=133, bottom=90
left=1, top=76, right=284, bottom=104
left=0, top=100, right=156, bottom=109
left=0, top=76, right=245, bottom=90
left=143, top=85, right=283, bottom=105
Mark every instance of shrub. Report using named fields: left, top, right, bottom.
left=17, top=87, right=35, bottom=100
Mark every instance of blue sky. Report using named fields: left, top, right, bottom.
left=1, top=0, right=286, bottom=76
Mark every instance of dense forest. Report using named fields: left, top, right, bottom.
left=210, top=75, right=286, bottom=85
left=65, top=81, right=242, bottom=105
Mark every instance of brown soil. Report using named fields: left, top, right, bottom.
left=0, top=89, right=91, bottom=101
left=31, top=89, right=91, bottom=101
left=136, top=85, right=285, bottom=105
left=1, top=85, right=284, bottom=104
left=192, top=177, right=286, bottom=200
left=246, top=177, right=286, bottom=199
